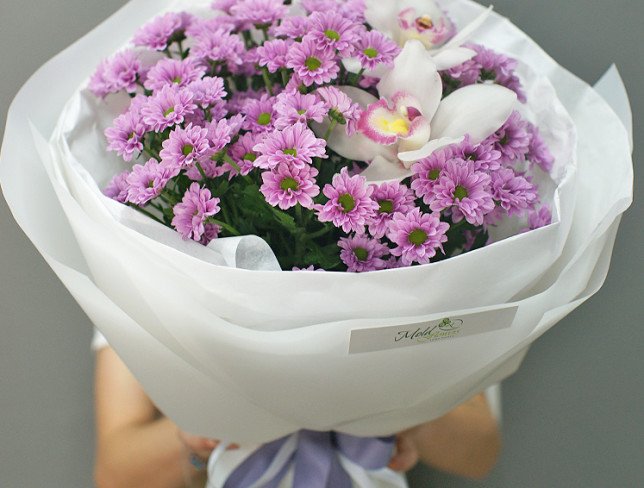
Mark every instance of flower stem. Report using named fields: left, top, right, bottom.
left=261, top=67, right=274, bottom=96
left=208, top=217, right=241, bottom=236
left=323, top=119, right=338, bottom=141
left=127, top=203, right=165, bottom=225
left=195, top=161, right=208, bottom=181
left=306, top=225, right=334, bottom=240
left=280, top=68, right=289, bottom=87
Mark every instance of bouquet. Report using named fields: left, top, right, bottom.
left=89, top=0, right=556, bottom=273
left=0, top=0, right=633, bottom=486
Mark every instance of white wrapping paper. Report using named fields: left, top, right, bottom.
left=0, top=4, right=633, bottom=487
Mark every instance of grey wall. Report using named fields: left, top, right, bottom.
left=0, top=1, right=641, bottom=487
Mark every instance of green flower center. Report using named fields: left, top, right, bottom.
left=296, top=109, right=307, bottom=115
left=338, top=193, right=356, bottom=213
left=378, top=199, right=394, bottom=214
left=283, top=148, right=298, bottom=157
left=172, top=76, right=182, bottom=84
left=181, top=144, right=194, bottom=156
left=128, top=131, right=136, bottom=141
left=305, top=56, right=322, bottom=71
left=324, top=29, right=340, bottom=41
left=428, top=169, right=441, bottom=180
left=454, top=185, right=468, bottom=201
left=363, top=47, right=379, bottom=59
left=163, top=106, right=175, bottom=117
left=409, top=229, right=428, bottom=246
left=353, top=247, right=369, bottom=261
left=280, top=177, right=299, bottom=191
left=257, top=112, right=271, bottom=126
left=243, top=152, right=257, bottom=162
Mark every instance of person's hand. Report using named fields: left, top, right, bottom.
left=177, top=431, right=220, bottom=462
left=177, top=431, right=239, bottom=467
left=388, top=429, right=420, bottom=472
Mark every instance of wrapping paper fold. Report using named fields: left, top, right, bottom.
left=0, top=2, right=633, bottom=486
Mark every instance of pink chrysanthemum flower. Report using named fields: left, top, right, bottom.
left=210, top=0, right=237, bottom=14
left=103, top=171, right=130, bottom=203
left=187, top=76, right=227, bottom=109
left=230, top=0, right=287, bottom=28
left=490, top=111, right=531, bottom=163
left=316, top=86, right=363, bottom=136
left=286, top=39, right=340, bottom=87
left=253, top=122, right=327, bottom=170
left=387, top=208, right=449, bottom=266
left=490, top=168, right=539, bottom=216
left=271, top=16, right=310, bottom=40
left=527, top=123, right=554, bottom=173
left=144, top=58, right=206, bottom=92
left=186, top=16, right=237, bottom=37
left=410, top=145, right=458, bottom=205
left=241, top=94, right=277, bottom=133
left=430, top=161, right=495, bottom=226
left=88, top=59, right=113, bottom=98
left=465, top=43, right=526, bottom=103
left=260, top=163, right=320, bottom=209
left=256, top=39, right=293, bottom=73
left=338, top=235, right=389, bottom=273
left=183, top=118, right=237, bottom=180
left=206, top=118, right=236, bottom=153
left=132, top=12, right=194, bottom=51
left=141, top=85, right=198, bottom=133
left=524, top=205, right=552, bottom=231
left=200, top=222, right=222, bottom=245
left=305, top=11, right=360, bottom=57
left=105, top=111, right=147, bottom=162
left=354, top=30, right=401, bottom=71
left=317, top=168, right=379, bottom=233
left=229, top=132, right=263, bottom=176
left=126, top=158, right=179, bottom=205
left=160, top=124, right=211, bottom=172
left=274, top=91, right=327, bottom=129
left=358, top=75, right=380, bottom=89
left=191, top=28, right=245, bottom=66
left=368, top=181, right=416, bottom=239
left=172, top=183, right=221, bottom=241
left=454, top=135, right=502, bottom=172
left=89, top=50, right=142, bottom=97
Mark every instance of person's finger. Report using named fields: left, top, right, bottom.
left=388, top=435, right=419, bottom=472
left=178, top=432, right=219, bottom=458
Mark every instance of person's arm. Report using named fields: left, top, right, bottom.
left=388, top=393, right=501, bottom=479
left=94, top=347, right=214, bottom=488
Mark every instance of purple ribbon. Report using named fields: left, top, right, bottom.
left=223, top=431, right=395, bottom=488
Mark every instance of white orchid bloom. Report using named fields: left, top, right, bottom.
left=323, top=41, right=517, bottom=183
left=362, top=0, right=493, bottom=71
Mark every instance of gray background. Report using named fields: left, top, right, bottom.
left=0, top=1, right=641, bottom=487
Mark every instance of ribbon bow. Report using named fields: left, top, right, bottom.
left=223, top=430, right=396, bottom=488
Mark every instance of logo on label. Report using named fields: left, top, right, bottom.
left=394, top=317, right=464, bottom=343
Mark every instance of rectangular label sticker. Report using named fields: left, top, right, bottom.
left=348, top=306, right=518, bottom=354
